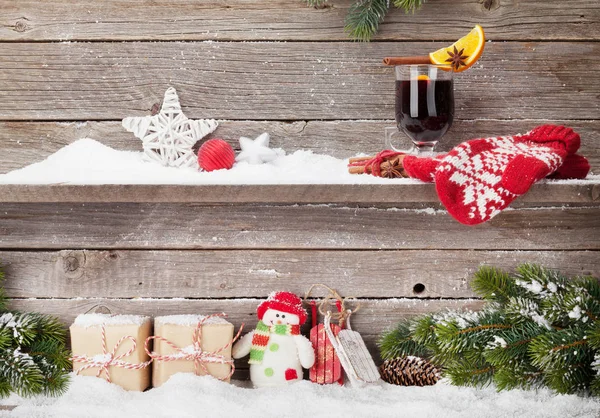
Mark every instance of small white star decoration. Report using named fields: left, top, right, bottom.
left=122, top=87, right=218, bottom=168
left=236, top=132, right=282, bottom=165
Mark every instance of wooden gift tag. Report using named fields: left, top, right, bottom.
left=309, top=301, right=342, bottom=385
left=324, top=311, right=380, bottom=387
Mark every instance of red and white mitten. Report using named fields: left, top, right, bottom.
left=548, top=154, right=590, bottom=180
left=432, top=125, right=583, bottom=225
left=404, top=148, right=589, bottom=185
left=403, top=153, right=447, bottom=183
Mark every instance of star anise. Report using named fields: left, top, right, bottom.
left=446, top=46, right=469, bottom=70
left=380, top=156, right=405, bottom=178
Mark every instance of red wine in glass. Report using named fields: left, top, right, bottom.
left=395, top=77, right=454, bottom=153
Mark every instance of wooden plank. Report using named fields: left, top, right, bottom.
left=1, top=120, right=599, bottom=174
left=0, top=0, right=597, bottom=41
left=0, top=204, right=598, bottom=250
left=0, top=184, right=598, bottom=205
left=5, top=297, right=486, bottom=364
left=0, top=184, right=441, bottom=205
left=1, top=250, right=598, bottom=299
left=1, top=42, right=599, bottom=121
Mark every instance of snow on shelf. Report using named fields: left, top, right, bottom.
left=155, top=314, right=231, bottom=326
left=2, top=138, right=598, bottom=187
left=0, top=139, right=597, bottom=205
left=0, top=138, right=417, bottom=185
left=72, top=313, right=151, bottom=328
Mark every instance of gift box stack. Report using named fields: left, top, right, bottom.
left=70, top=313, right=238, bottom=391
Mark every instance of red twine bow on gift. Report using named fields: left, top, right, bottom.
left=71, top=326, right=152, bottom=384
left=144, top=313, right=244, bottom=381
left=347, top=150, right=404, bottom=177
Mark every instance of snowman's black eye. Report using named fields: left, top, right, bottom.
left=282, top=315, right=286, bottom=318
left=276, top=314, right=280, bottom=317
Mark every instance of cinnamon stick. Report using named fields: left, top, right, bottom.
left=348, top=166, right=368, bottom=174
left=348, top=154, right=407, bottom=178
left=382, top=56, right=431, bottom=66
left=348, top=155, right=375, bottom=165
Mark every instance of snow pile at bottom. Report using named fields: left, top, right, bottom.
left=2, top=374, right=599, bottom=418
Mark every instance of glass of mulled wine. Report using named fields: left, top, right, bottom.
left=386, top=64, right=454, bottom=154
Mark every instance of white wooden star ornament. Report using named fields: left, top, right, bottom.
left=122, top=87, right=218, bottom=168
left=236, top=132, right=281, bottom=165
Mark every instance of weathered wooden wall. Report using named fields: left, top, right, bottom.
left=0, top=0, right=599, bottom=378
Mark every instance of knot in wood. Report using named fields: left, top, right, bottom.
left=64, top=256, right=80, bottom=273
left=14, top=20, right=28, bottom=33
left=61, top=250, right=85, bottom=280
left=94, top=305, right=111, bottom=315
left=480, top=0, right=499, bottom=11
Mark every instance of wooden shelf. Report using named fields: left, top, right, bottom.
left=0, top=182, right=598, bottom=205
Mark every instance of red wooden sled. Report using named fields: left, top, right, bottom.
left=309, top=300, right=343, bottom=385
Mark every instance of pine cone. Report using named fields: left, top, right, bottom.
left=379, top=356, right=440, bottom=386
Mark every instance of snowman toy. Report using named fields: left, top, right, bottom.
left=233, top=291, right=315, bottom=388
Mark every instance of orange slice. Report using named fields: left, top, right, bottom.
left=429, top=25, right=485, bottom=72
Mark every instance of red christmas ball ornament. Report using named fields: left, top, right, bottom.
left=197, top=139, right=235, bottom=172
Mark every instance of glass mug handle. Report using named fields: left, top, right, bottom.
left=385, top=127, right=413, bottom=153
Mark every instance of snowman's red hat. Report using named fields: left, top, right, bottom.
left=257, top=291, right=307, bottom=325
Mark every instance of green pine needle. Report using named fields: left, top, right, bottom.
left=587, top=321, right=600, bottom=350
left=393, top=0, right=425, bottom=13
left=435, top=310, right=509, bottom=355
left=493, top=364, right=544, bottom=391
left=529, top=327, right=592, bottom=370
left=306, top=0, right=328, bottom=6
left=33, top=314, right=69, bottom=345
left=0, top=378, right=11, bottom=399
left=444, top=358, right=494, bottom=388
left=514, top=264, right=568, bottom=299
left=344, top=0, right=389, bottom=42
left=472, top=266, right=518, bottom=305
left=411, top=314, right=440, bottom=348
left=378, top=318, right=431, bottom=360
left=543, top=363, right=596, bottom=394
left=304, top=0, right=425, bottom=41
left=0, top=351, right=44, bottom=398
left=483, top=321, right=545, bottom=367
left=0, top=263, right=71, bottom=398
left=591, top=374, right=600, bottom=397
left=30, top=340, right=72, bottom=373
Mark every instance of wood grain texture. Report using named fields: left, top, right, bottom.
left=1, top=42, right=599, bottom=121
left=0, top=0, right=598, bottom=41
left=0, top=203, right=598, bottom=250
left=1, top=250, right=598, bottom=299
left=0, top=183, right=598, bottom=205
left=1, top=120, right=599, bottom=174
left=5, top=297, right=486, bottom=363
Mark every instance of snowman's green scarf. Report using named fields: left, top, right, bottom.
left=248, top=321, right=301, bottom=365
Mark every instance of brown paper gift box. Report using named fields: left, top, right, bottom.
left=70, top=314, right=152, bottom=391
left=151, top=315, right=234, bottom=387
